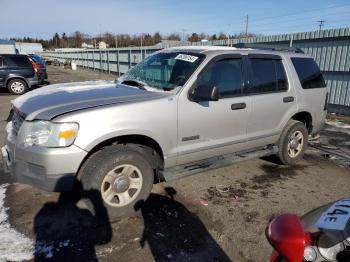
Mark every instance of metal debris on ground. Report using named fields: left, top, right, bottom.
left=199, top=199, right=209, bottom=206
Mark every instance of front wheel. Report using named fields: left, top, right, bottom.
left=79, top=144, right=154, bottom=220
left=277, top=120, right=308, bottom=165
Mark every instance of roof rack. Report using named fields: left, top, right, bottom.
left=233, top=43, right=304, bottom=54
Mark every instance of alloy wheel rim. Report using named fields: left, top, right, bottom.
left=101, top=164, right=143, bottom=207
left=287, top=130, right=304, bottom=158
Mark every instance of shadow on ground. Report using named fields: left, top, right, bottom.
left=136, top=187, right=230, bottom=262
left=33, top=181, right=112, bottom=261
left=33, top=182, right=230, bottom=261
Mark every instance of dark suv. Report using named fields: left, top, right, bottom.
left=29, top=54, right=48, bottom=83
left=0, top=54, right=42, bottom=95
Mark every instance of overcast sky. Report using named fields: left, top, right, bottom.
left=1, top=0, right=349, bottom=39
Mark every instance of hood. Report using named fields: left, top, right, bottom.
left=12, top=81, right=169, bottom=121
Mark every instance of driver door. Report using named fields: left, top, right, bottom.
left=177, top=55, right=250, bottom=165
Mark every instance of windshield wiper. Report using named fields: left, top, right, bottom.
left=121, top=80, right=147, bottom=90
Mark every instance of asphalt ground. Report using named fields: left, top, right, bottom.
left=0, top=65, right=349, bottom=262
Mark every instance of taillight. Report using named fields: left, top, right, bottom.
left=28, top=57, right=38, bottom=74
left=266, top=214, right=312, bottom=262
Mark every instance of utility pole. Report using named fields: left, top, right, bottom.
left=115, top=35, right=118, bottom=48
left=317, top=20, right=325, bottom=31
left=140, top=33, right=143, bottom=59
left=181, top=29, right=187, bottom=42
left=245, top=15, right=249, bottom=38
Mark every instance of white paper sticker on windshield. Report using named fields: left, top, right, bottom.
left=175, top=54, right=199, bottom=63
left=316, top=198, right=350, bottom=230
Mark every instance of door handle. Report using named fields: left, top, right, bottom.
left=283, top=96, right=294, bottom=103
left=231, top=102, right=246, bottom=110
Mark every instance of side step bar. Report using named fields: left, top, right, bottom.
left=160, top=145, right=278, bottom=182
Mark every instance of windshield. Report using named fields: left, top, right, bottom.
left=119, top=52, right=205, bottom=91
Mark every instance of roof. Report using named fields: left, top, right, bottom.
left=0, top=39, right=15, bottom=45
left=162, top=45, right=311, bottom=58
left=0, top=54, right=28, bottom=57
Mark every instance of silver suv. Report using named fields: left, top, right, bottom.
left=1, top=46, right=328, bottom=219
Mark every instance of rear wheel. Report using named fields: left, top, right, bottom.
left=79, top=144, right=154, bottom=220
left=277, top=120, right=308, bottom=165
left=7, top=79, right=28, bottom=95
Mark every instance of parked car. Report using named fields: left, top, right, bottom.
left=266, top=199, right=350, bottom=262
left=28, top=53, right=47, bottom=83
left=0, top=54, right=43, bottom=95
left=1, top=46, right=328, bottom=219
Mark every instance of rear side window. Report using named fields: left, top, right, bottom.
left=7, top=56, right=31, bottom=68
left=248, top=58, right=288, bottom=94
left=291, top=57, right=326, bottom=89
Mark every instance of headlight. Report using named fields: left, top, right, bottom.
left=18, top=121, right=79, bottom=147
left=304, top=246, right=317, bottom=261
left=318, top=233, right=344, bottom=261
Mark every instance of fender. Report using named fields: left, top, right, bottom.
left=5, top=74, right=31, bottom=88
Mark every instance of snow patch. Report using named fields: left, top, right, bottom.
left=0, top=184, right=34, bottom=261
left=326, top=120, right=350, bottom=129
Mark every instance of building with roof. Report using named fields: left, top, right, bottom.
left=0, top=39, right=16, bottom=54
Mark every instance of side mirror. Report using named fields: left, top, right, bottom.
left=190, top=85, right=219, bottom=102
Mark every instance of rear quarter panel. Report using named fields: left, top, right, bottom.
left=286, top=55, right=327, bottom=133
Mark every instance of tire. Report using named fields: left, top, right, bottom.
left=79, top=144, right=154, bottom=220
left=7, top=79, right=28, bottom=95
left=277, top=120, right=308, bottom=165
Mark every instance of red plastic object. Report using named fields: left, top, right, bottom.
left=266, top=214, right=308, bottom=262
left=28, top=57, right=38, bottom=74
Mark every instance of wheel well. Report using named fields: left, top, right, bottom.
left=6, top=77, right=28, bottom=88
left=291, top=112, right=312, bottom=133
left=77, top=135, right=164, bottom=178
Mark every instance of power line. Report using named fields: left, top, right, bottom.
left=249, top=9, right=350, bottom=29
left=250, top=3, right=350, bottom=23
left=250, top=17, right=349, bottom=33
left=202, top=4, right=350, bottom=34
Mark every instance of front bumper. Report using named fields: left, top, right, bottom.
left=1, top=141, right=87, bottom=192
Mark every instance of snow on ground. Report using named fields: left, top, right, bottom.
left=0, top=184, right=34, bottom=261
left=0, top=183, right=72, bottom=261
left=326, top=120, right=350, bottom=129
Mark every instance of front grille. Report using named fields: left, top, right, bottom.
left=11, top=108, right=26, bottom=135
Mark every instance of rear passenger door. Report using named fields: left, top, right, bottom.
left=244, top=54, right=297, bottom=148
left=0, top=56, right=7, bottom=87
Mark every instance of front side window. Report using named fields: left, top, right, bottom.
left=197, top=58, right=243, bottom=98
left=247, top=58, right=288, bottom=94
left=291, top=57, right=326, bottom=89
left=120, top=52, right=205, bottom=91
